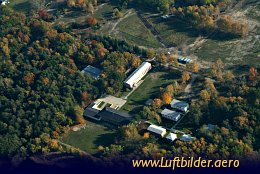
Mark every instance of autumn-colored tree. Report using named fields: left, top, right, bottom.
left=152, top=98, right=162, bottom=108
left=249, top=67, right=257, bottom=82
left=42, top=77, right=49, bottom=85
left=162, top=92, right=172, bottom=104
left=165, top=84, right=174, bottom=95
left=157, top=53, right=167, bottom=64
left=86, top=16, right=97, bottom=26
left=24, top=73, right=35, bottom=85
left=182, top=71, right=190, bottom=84
left=131, top=57, right=141, bottom=68
left=224, top=71, right=234, bottom=82
left=146, top=48, right=155, bottom=59
left=67, top=0, right=76, bottom=7
left=205, top=78, right=218, bottom=98
left=121, top=123, right=141, bottom=141
left=168, top=54, right=177, bottom=65
left=200, top=89, right=210, bottom=102
left=143, top=132, right=150, bottom=139
left=187, top=62, right=199, bottom=73
left=73, top=105, right=85, bottom=124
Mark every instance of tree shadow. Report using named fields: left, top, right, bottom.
left=93, top=132, right=117, bottom=147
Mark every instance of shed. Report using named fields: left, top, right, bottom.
left=170, top=99, right=189, bottom=112
left=147, top=125, right=167, bottom=137
left=166, top=133, right=178, bottom=142
left=161, top=109, right=181, bottom=121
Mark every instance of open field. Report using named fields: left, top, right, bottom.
left=61, top=121, right=116, bottom=154
left=192, top=3, right=260, bottom=67
left=112, top=13, right=162, bottom=48
left=121, top=70, right=181, bottom=114
left=143, top=13, right=198, bottom=47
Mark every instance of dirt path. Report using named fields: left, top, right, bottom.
left=109, top=9, right=135, bottom=35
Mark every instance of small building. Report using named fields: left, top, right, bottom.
left=180, top=134, right=194, bottom=142
left=124, top=62, right=152, bottom=88
left=81, top=65, right=101, bottom=80
left=177, top=57, right=192, bottom=64
left=165, top=133, right=178, bottom=142
left=170, top=99, right=189, bottom=112
left=147, top=125, right=167, bottom=137
left=161, top=109, right=181, bottom=121
left=98, top=107, right=133, bottom=125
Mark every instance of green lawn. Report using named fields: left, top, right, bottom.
left=61, top=121, right=116, bottom=154
left=94, top=3, right=115, bottom=20
left=144, top=14, right=197, bottom=47
left=113, top=13, right=161, bottom=48
left=121, top=70, right=181, bottom=114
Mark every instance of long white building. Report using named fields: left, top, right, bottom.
left=124, top=62, right=152, bottom=88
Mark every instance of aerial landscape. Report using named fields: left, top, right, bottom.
left=0, top=0, right=259, bottom=173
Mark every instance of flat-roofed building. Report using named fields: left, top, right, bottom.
left=124, top=62, right=152, bottom=88
left=147, top=125, right=167, bottom=137
left=81, top=65, right=101, bottom=79
left=170, top=99, right=189, bottom=112
left=161, top=109, right=181, bottom=121
left=98, top=107, right=133, bottom=125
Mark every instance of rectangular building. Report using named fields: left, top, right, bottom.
left=81, top=65, right=101, bottom=79
left=170, top=99, right=189, bottom=112
left=147, top=125, right=167, bottom=137
left=98, top=107, right=133, bottom=125
left=124, top=62, right=152, bottom=88
left=161, top=108, right=181, bottom=121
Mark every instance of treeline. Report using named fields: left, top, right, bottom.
left=171, top=5, right=249, bottom=37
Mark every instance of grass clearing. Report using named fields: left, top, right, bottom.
left=121, top=70, right=181, bottom=114
left=144, top=14, right=197, bottom=47
left=61, top=121, right=116, bottom=154
left=112, top=13, right=161, bottom=48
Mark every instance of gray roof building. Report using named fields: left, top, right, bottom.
left=98, top=107, right=133, bottom=125
left=170, top=99, right=189, bottom=112
left=161, top=109, right=181, bottom=121
left=81, top=65, right=101, bottom=79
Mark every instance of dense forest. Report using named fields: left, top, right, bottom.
left=0, top=6, right=145, bottom=157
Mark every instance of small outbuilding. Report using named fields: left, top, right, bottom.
left=165, top=133, right=178, bottom=142
left=81, top=65, right=101, bottom=79
left=147, top=125, right=167, bottom=137
left=161, top=108, right=182, bottom=121
left=170, top=99, right=189, bottom=112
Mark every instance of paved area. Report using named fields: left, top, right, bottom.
left=93, top=95, right=127, bottom=110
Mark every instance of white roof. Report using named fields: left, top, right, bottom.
left=166, top=133, right=177, bottom=141
left=147, top=125, right=166, bottom=136
left=124, top=62, right=151, bottom=87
